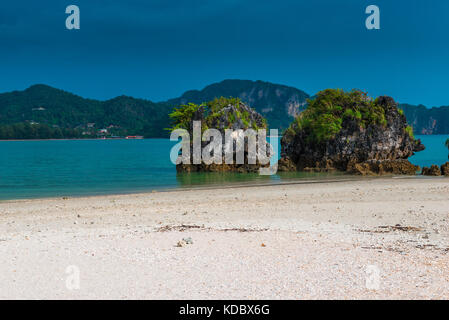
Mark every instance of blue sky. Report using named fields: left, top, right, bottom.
left=1, top=0, right=448, bottom=106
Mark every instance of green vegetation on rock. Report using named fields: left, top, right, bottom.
left=285, top=89, right=389, bottom=143
left=405, top=125, right=415, bottom=139
left=167, top=102, right=203, bottom=132
left=168, top=97, right=267, bottom=133
left=280, top=91, right=425, bottom=175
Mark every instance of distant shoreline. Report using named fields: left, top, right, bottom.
left=0, top=134, right=447, bottom=142
left=0, top=138, right=155, bottom=142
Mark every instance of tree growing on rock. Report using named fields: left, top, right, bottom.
left=279, top=89, right=425, bottom=175
left=168, top=97, right=271, bottom=173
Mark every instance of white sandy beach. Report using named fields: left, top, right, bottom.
left=0, top=177, right=448, bottom=299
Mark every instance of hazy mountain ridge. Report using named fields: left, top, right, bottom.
left=399, top=103, right=449, bottom=135
left=0, top=80, right=448, bottom=139
left=168, top=80, right=310, bottom=130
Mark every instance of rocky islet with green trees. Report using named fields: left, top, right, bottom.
left=169, top=97, right=271, bottom=173
left=278, top=89, right=425, bottom=175
left=169, top=89, right=449, bottom=176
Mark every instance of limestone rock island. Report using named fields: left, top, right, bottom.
left=279, top=89, right=425, bottom=175
left=169, top=97, right=270, bottom=173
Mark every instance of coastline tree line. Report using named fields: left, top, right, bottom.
left=1, top=81, right=449, bottom=140
left=0, top=122, right=83, bottom=140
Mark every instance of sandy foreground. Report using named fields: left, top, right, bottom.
left=0, top=177, right=448, bottom=299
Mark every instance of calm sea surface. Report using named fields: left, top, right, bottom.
left=0, top=135, right=447, bottom=200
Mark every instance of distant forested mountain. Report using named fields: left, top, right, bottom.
left=168, top=80, right=309, bottom=130
left=400, top=103, right=449, bottom=135
left=0, top=84, right=171, bottom=139
left=0, top=81, right=448, bottom=139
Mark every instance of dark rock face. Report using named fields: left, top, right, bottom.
left=422, top=165, right=442, bottom=176
left=280, top=95, right=425, bottom=175
left=277, top=157, right=298, bottom=172
left=441, top=162, right=449, bottom=176
left=174, top=98, right=270, bottom=173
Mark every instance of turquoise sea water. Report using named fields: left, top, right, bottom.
left=409, top=135, right=449, bottom=168
left=0, top=135, right=447, bottom=200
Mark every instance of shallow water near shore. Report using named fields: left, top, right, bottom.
left=0, top=135, right=447, bottom=200
left=409, top=135, right=449, bottom=168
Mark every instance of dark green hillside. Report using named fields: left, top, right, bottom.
left=102, top=96, right=170, bottom=137
left=0, top=84, right=102, bottom=127
left=0, top=85, right=171, bottom=139
left=1, top=81, right=449, bottom=139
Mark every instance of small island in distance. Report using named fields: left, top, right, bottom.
left=1, top=80, right=449, bottom=140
